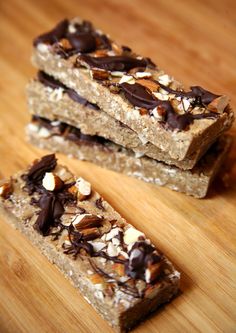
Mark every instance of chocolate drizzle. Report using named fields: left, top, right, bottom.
left=79, top=55, right=150, bottom=72
left=120, top=82, right=219, bottom=130
left=23, top=153, right=164, bottom=295
left=37, top=71, right=99, bottom=110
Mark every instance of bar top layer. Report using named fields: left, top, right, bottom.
left=32, top=18, right=234, bottom=159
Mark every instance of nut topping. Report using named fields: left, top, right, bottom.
left=72, top=213, right=103, bottom=229
left=91, top=69, right=110, bottom=80
left=0, top=181, right=13, bottom=199
left=136, top=79, right=159, bottom=92
left=80, top=227, right=100, bottom=240
left=207, top=95, right=229, bottom=113
left=123, top=227, right=145, bottom=245
left=75, top=177, right=91, bottom=200
left=145, top=262, right=163, bottom=283
left=42, top=172, right=64, bottom=191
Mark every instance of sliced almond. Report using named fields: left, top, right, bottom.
left=80, top=227, right=100, bottom=241
left=107, top=242, right=119, bottom=257
left=145, top=261, right=163, bottom=283
left=135, top=72, right=152, bottom=79
left=207, top=95, right=229, bottom=113
left=119, top=75, right=135, bottom=84
left=136, top=79, right=159, bottom=91
left=72, top=213, right=103, bottom=230
left=42, top=172, right=64, bottom=191
left=123, top=227, right=145, bottom=245
left=0, top=182, right=13, bottom=199
left=75, top=177, right=91, bottom=201
left=91, top=69, right=109, bottom=80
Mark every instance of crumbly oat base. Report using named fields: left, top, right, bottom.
left=27, top=78, right=215, bottom=169
left=0, top=156, right=180, bottom=332
left=32, top=17, right=234, bottom=160
left=26, top=118, right=232, bottom=198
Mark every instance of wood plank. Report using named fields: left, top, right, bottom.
left=0, top=0, right=235, bottom=332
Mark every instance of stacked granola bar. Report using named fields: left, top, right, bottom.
left=26, top=18, right=234, bottom=197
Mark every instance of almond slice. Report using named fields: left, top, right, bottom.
left=0, top=182, right=13, bottom=199
left=80, top=227, right=100, bottom=241
left=136, top=79, right=159, bottom=91
left=72, top=213, right=103, bottom=229
left=75, top=177, right=92, bottom=201
left=42, top=172, right=64, bottom=191
left=145, top=262, right=163, bottom=283
left=207, top=95, right=229, bottom=113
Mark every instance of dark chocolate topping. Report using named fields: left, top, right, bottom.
left=79, top=55, right=149, bottom=72
left=158, top=82, right=220, bottom=107
left=67, top=33, right=97, bottom=53
left=120, top=82, right=158, bottom=109
left=120, top=82, right=218, bottom=130
left=26, top=154, right=57, bottom=185
left=34, top=19, right=112, bottom=56
left=37, top=71, right=99, bottom=110
left=33, top=19, right=69, bottom=47
left=95, top=197, right=105, bottom=211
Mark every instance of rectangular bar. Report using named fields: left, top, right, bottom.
left=0, top=154, right=180, bottom=332
left=27, top=72, right=215, bottom=170
left=32, top=18, right=234, bottom=160
left=26, top=116, right=231, bottom=198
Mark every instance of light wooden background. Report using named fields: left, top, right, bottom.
left=0, top=1, right=236, bottom=332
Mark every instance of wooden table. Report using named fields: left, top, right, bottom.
left=0, top=1, right=236, bottom=332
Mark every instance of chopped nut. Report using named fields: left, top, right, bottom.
left=75, top=177, right=91, bottom=201
left=0, top=181, right=13, bottom=199
left=110, top=71, right=124, bottom=77
left=119, top=75, right=135, bottom=84
left=72, top=213, right=103, bottom=229
left=89, top=241, right=106, bottom=252
left=152, top=106, right=166, bottom=121
left=107, top=242, right=119, bottom=257
left=68, top=185, right=78, bottom=197
left=136, top=79, right=159, bottom=91
left=42, top=172, right=64, bottom=191
left=145, top=262, right=163, bottom=283
left=91, top=69, right=109, bottom=80
left=59, top=38, right=72, bottom=50
left=208, top=95, right=229, bottom=113
left=135, top=72, right=152, bottom=79
left=123, top=227, right=145, bottom=245
left=139, top=108, right=149, bottom=116
left=80, top=227, right=100, bottom=240
left=111, top=42, right=123, bottom=55
left=104, top=227, right=121, bottom=241
left=158, top=74, right=172, bottom=86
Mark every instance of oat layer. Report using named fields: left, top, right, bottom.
left=26, top=119, right=231, bottom=198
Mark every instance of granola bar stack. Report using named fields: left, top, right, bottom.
left=26, top=18, right=234, bottom=197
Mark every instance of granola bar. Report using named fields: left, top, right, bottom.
left=26, top=116, right=231, bottom=198
left=32, top=18, right=234, bottom=160
left=27, top=72, right=215, bottom=169
left=0, top=155, right=180, bottom=332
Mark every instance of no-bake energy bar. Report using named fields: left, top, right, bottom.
left=0, top=155, right=180, bottom=332
left=32, top=18, right=234, bottom=160
left=26, top=117, right=231, bottom=198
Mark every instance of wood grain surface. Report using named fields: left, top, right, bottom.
left=0, top=0, right=236, bottom=332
